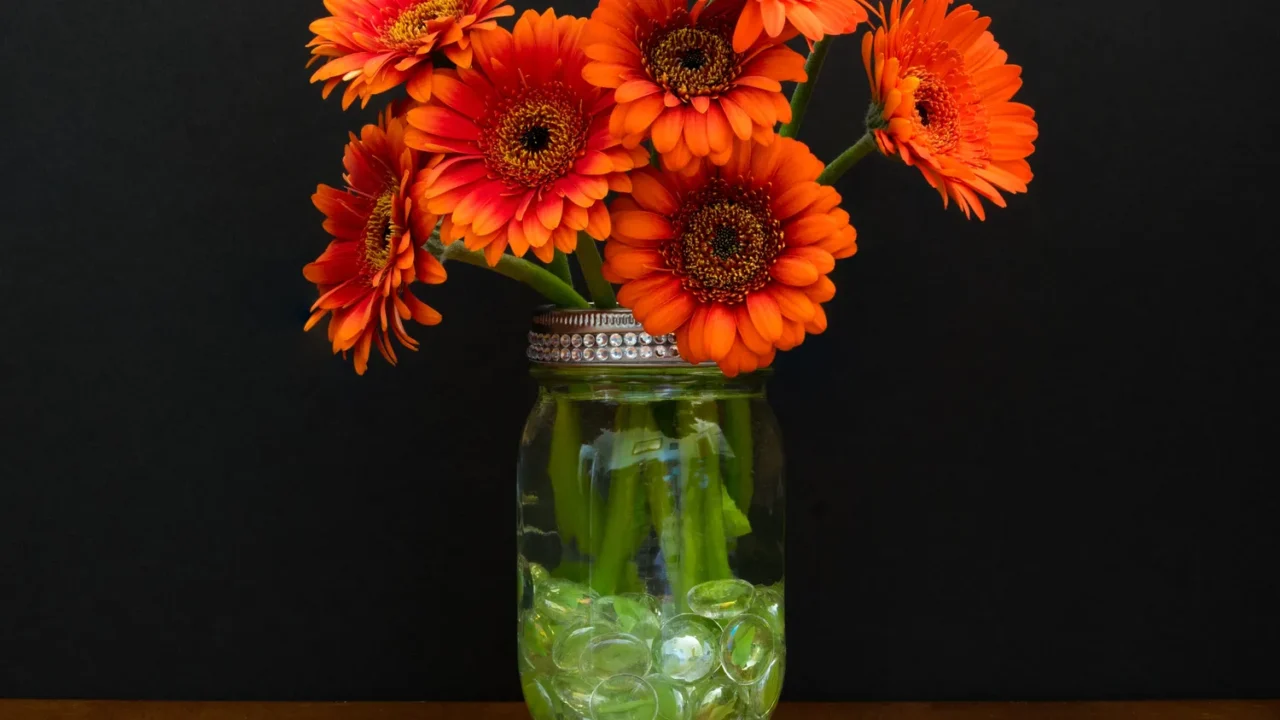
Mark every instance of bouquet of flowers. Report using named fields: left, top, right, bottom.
left=299, top=1, right=1036, bottom=717
left=301, top=0, right=1037, bottom=375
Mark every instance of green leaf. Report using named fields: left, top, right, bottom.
left=732, top=624, right=756, bottom=668
left=721, top=486, right=752, bottom=538
left=611, top=594, right=649, bottom=633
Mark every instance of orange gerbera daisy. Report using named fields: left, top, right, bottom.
left=603, top=135, right=857, bottom=376
left=304, top=111, right=447, bottom=375
left=581, top=0, right=806, bottom=173
left=862, top=0, right=1037, bottom=219
left=406, top=10, right=648, bottom=265
left=733, top=0, right=869, bottom=52
left=308, top=0, right=514, bottom=109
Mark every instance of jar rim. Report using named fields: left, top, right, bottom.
left=527, top=305, right=717, bottom=368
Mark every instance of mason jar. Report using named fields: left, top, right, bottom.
left=517, top=308, right=786, bottom=720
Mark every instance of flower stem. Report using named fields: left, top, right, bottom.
left=722, top=398, right=754, bottom=512
left=696, top=402, right=731, bottom=581
left=574, top=232, right=618, bottom=310
left=779, top=37, right=833, bottom=140
left=547, top=251, right=573, bottom=287
left=675, top=401, right=705, bottom=604
left=431, top=239, right=590, bottom=309
left=594, top=403, right=643, bottom=596
left=818, top=132, right=878, bottom=186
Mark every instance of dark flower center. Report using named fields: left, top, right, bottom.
left=908, top=68, right=961, bottom=153
left=663, top=179, right=783, bottom=305
left=362, top=191, right=399, bottom=273
left=643, top=20, right=738, bottom=101
left=382, top=0, right=465, bottom=50
left=481, top=82, right=589, bottom=189
left=520, top=126, right=551, bottom=152
left=711, top=226, right=739, bottom=258
left=680, top=47, right=708, bottom=71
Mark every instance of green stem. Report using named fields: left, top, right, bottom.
left=548, top=398, right=586, bottom=553
left=697, top=402, right=731, bottom=581
left=676, top=402, right=704, bottom=604
left=574, top=232, right=618, bottom=310
left=546, top=251, right=573, bottom=287
left=430, top=238, right=590, bottom=309
left=647, top=427, right=680, bottom=603
left=722, top=397, right=754, bottom=514
left=594, top=404, right=646, bottom=596
left=779, top=37, right=833, bottom=140
left=817, top=132, right=878, bottom=186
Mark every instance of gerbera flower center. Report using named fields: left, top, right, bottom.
left=664, top=179, right=783, bottom=304
left=382, top=0, right=466, bottom=49
left=644, top=22, right=738, bottom=100
left=362, top=191, right=400, bottom=273
left=908, top=69, right=962, bottom=153
left=480, top=82, right=589, bottom=189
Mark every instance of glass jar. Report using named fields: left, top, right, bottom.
left=518, top=308, right=785, bottom=720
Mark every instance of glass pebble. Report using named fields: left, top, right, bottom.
left=522, top=673, right=558, bottom=720
left=584, top=334, right=596, bottom=347
left=745, top=659, right=783, bottom=717
left=640, top=346, right=654, bottom=359
left=521, top=610, right=558, bottom=672
left=590, top=674, right=659, bottom=720
left=751, top=586, right=783, bottom=635
left=719, top=614, right=775, bottom=685
left=530, top=562, right=551, bottom=586
left=655, top=346, right=668, bottom=358
left=593, top=595, right=661, bottom=647
left=538, top=578, right=599, bottom=625
left=555, top=674, right=600, bottom=716
left=555, top=622, right=619, bottom=672
left=689, top=672, right=747, bottom=720
left=646, top=675, right=692, bottom=720
left=654, top=614, right=721, bottom=684
left=624, top=332, right=638, bottom=346
left=580, top=632, right=653, bottom=679
left=610, top=333, right=624, bottom=347
left=597, top=333, right=609, bottom=347
left=686, top=579, right=755, bottom=621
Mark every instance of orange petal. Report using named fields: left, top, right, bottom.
left=607, top=249, right=663, bottom=279
left=734, top=305, right=773, bottom=355
left=770, top=256, right=820, bottom=286
left=631, top=171, right=679, bottom=214
left=769, top=284, right=816, bottom=321
left=685, top=305, right=709, bottom=362
left=651, top=109, right=685, bottom=153
left=613, top=211, right=674, bottom=239
left=586, top=201, right=612, bottom=240
left=746, top=291, right=783, bottom=342
left=617, top=79, right=662, bottom=103
left=643, top=291, right=696, bottom=336
left=733, top=0, right=764, bottom=53
left=703, top=303, right=737, bottom=362
left=787, top=246, right=836, bottom=274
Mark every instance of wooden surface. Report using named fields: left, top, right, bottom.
left=0, top=702, right=1277, bottom=719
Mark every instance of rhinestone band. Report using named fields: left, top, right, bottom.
left=528, top=307, right=707, bottom=366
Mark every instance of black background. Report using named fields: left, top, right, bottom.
left=2, top=0, right=1278, bottom=703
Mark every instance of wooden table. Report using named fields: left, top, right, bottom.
left=1, top=702, right=1277, bottom=719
